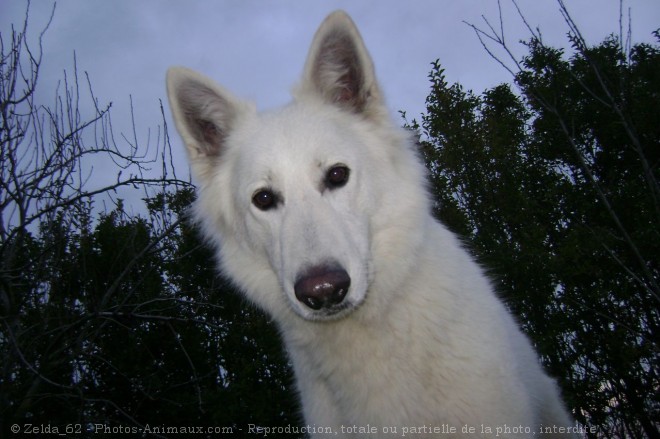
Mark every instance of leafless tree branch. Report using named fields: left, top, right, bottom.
left=463, top=0, right=659, bottom=301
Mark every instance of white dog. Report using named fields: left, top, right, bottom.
left=167, top=10, right=575, bottom=437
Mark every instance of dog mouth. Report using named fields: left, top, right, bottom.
left=312, top=297, right=364, bottom=319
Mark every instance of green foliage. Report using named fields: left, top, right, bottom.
left=410, top=35, right=659, bottom=439
left=1, top=190, right=301, bottom=434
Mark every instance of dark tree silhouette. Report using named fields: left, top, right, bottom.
left=407, top=2, right=658, bottom=436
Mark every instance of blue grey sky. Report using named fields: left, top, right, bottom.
left=1, top=0, right=658, bottom=186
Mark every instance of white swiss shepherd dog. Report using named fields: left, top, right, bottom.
left=167, top=10, right=575, bottom=438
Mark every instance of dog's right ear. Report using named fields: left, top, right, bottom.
left=166, top=67, right=252, bottom=174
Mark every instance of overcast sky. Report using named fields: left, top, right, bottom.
left=1, top=0, right=658, bottom=188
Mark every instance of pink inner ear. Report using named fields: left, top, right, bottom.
left=334, top=76, right=367, bottom=113
left=196, top=119, right=223, bottom=155
left=313, top=30, right=368, bottom=113
left=337, top=87, right=354, bottom=104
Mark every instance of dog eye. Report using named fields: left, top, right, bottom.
left=325, top=165, right=350, bottom=189
left=252, top=189, right=278, bottom=210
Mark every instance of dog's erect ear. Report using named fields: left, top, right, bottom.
left=298, top=10, right=385, bottom=119
left=166, top=67, right=251, bottom=167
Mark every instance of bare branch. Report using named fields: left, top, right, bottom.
left=463, top=0, right=659, bottom=301
left=1, top=3, right=195, bottom=425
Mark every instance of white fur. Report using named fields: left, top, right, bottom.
left=167, top=10, right=575, bottom=437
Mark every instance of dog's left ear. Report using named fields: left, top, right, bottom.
left=298, top=10, right=385, bottom=120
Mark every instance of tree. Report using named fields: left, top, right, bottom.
left=408, top=3, right=659, bottom=437
left=1, top=5, right=302, bottom=435
left=0, top=2, right=176, bottom=427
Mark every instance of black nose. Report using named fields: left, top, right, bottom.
left=294, top=265, right=351, bottom=310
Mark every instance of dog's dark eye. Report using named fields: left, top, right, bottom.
left=252, top=189, right=278, bottom=210
left=325, top=165, right=350, bottom=189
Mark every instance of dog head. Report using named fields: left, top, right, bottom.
left=167, top=11, right=426, bottom=322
